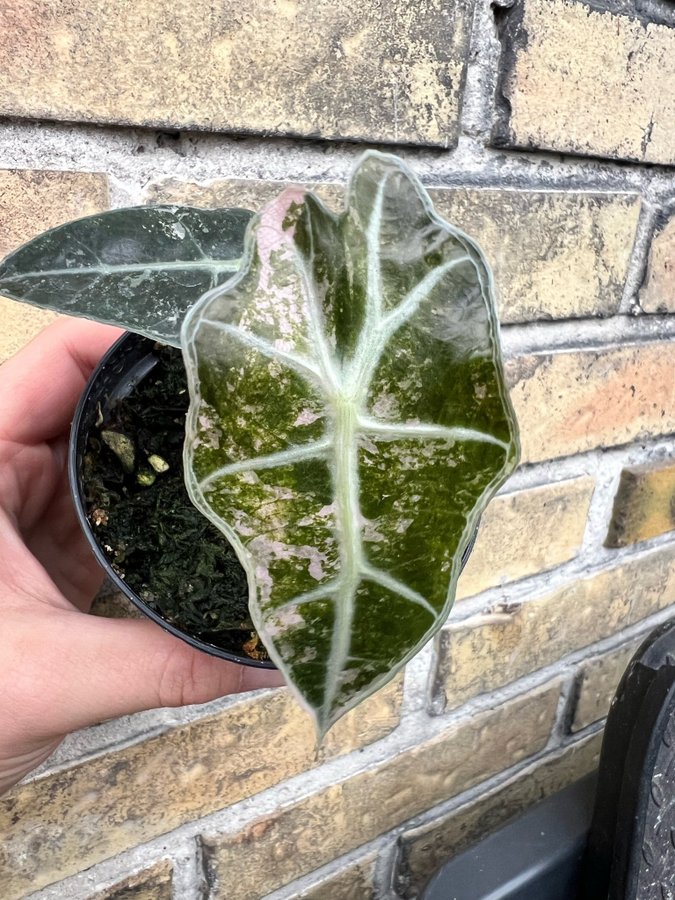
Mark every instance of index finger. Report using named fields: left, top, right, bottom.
left=0, top=317, right=124, bottom=444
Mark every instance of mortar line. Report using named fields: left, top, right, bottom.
left=456, top=0, right=504, bottom=143
left=2, top=119, right=675, bottom=201
left=619, top=199, right=660, bottom=315
left=500, top=313, right=675, bottom=356
left=261, top=835, right=396, bottom=900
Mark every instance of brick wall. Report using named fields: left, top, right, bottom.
left=0, top=0, right=674, bottom=897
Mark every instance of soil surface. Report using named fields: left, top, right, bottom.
left=82, top=343, right=270, bottom=662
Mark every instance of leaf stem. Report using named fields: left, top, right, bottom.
left=322, top=395, right=361, bottom=726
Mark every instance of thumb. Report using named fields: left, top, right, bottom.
left=10, top=605, right=284, bottom=741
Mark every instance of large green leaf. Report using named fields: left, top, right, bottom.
left=183, top=151, right=520, bottom=736
left=0, top=206, right=252, bottom=346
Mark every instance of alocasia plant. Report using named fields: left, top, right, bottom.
left=0, top=152, right=519, bottom=737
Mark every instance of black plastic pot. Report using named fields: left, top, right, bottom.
left=69, top=331, right=478, bottom=670
left=69, top=331, right=272, bottom=669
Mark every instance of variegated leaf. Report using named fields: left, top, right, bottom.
left=0, top=206, right=252, bottom=346
left=182, top=151, right=520, bottom=736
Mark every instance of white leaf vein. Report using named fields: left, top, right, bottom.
left=200, top=318, right=322, bottom=383
left=199, top=438, right=331, bottom=490
left=2, top=259, right=241, bottom=280
left=358, top=416, right=510, bottom=450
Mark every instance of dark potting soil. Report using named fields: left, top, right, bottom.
left=82, top=343, right=269, bottom=662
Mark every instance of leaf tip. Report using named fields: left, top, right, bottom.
left=312, top=714, right=332, bottom=752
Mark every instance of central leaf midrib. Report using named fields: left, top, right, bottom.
left=322, top=395, right=362, bottom=721
left=0, top=258, right=242, bottom=280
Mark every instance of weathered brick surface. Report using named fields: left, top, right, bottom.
left=202, top=682, right=560, bottom=900
left=494, top=0, right=675, bottom=165
left=0, top=683, right=401, bottom=899
left=457, top=476, right=594, bottom=600
left=571, top=640, right=641, bottom=732
left=148, top=179, right=640, bottom=324
left=94, top=860, right=173, bottom=900
left=0, top=170, right=109, bottom=257
left=0, top=0, right=472, bottom=146
left=146, top=178, right=342, bottom=213
left=286, top=850, right=378, bottom=900
left=396, top=733, right=602, bottom=898
left=606, top=461, right=675, bottom=548
left=0, top=168, right=109, bottom=362
left=640, top=207, right=675, bottom=314
left=433, top=544, right=675, bottom=713
left=433, top=190, right=640, bottom=323
left=506, top=343, right=675, bottom=464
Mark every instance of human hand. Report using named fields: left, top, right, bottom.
left=0, top=319, right=282, bottom=795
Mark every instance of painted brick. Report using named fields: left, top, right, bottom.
left=457, top=476, right=594, bottom=600
left=493, top=0, right=675, bottom=165
left=571, top=640, right=641, bottom=732
left=286, top=850, right=378, bottom=900
left=396, top=733, right=601, bottom=899
left=145, top=178, right=343, bottom=213
left=506, top=343, right=675, bottom=464
left=147, top=179, right=640, bottom=324
left=0, top=0, right=472, bottom=147
left=432, top=190, right=640, bottom=323
left=432, top=544, right=675, bottom=713
left=606, top=461, right=675, bottom=548
left=201, top=681, right=560, bottom=900
left=640, top=208, right=675, bottom=314
left=0, top=683, right=401, bottom=899
left=0, top=168, right=109, bottom=362
left=0, top=170, right=109, bottom=257
left=94, top=860, right=173, bottom=900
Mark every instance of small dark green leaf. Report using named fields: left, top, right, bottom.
left=0, top=206, right=252, bottom=346
left=182, top=151, right=520, bottom=737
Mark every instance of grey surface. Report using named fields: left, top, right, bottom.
left=423, top=775, right=595, bottom=900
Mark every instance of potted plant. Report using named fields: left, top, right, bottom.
left=0, top=151, right=519, bottom=738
